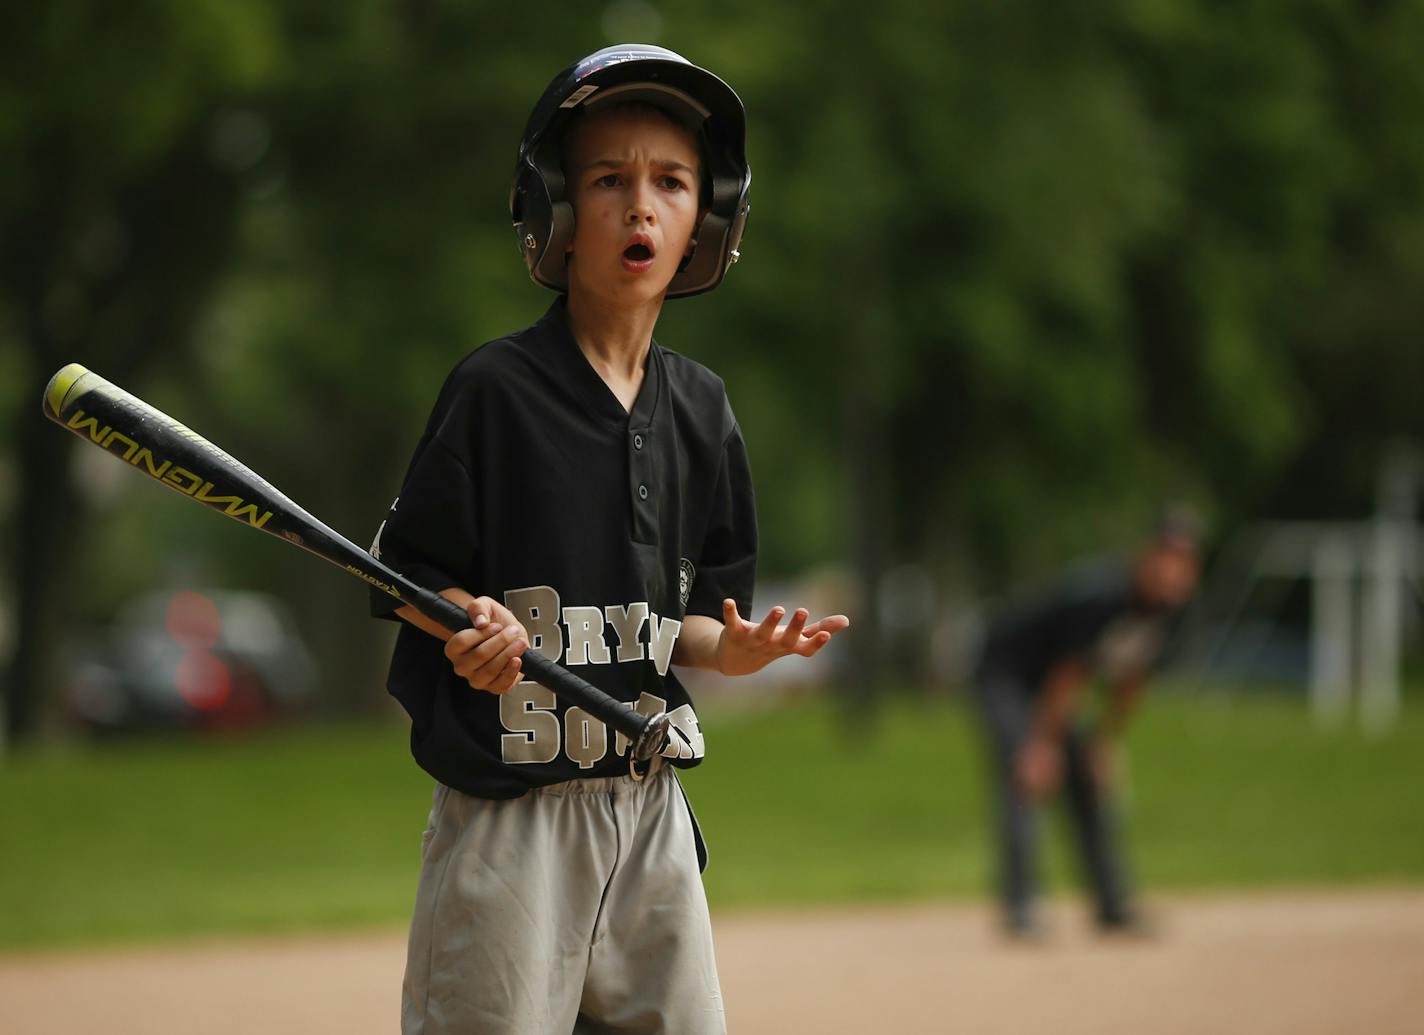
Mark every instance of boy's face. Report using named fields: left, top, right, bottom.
left=564, top=106, right=704, bottom=304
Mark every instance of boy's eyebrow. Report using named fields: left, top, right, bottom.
left=583, top=157, right=698, bottom=175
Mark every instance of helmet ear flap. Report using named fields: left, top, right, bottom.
left=512, top=159, right=576, bottom=292
left=668, top=176, right=749, bottom=296
left=533, top=201, right=575, bottom=288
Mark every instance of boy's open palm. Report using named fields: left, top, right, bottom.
left=715, top=598, right=850, bottom=677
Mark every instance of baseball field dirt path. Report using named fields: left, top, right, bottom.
left=2, top=889, right=1421, bottom=1033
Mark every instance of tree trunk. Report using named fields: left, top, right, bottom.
left=3, top=392, right=84, bottom=744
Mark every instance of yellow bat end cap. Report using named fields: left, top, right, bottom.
left=43, top=362, right=93, bottom=420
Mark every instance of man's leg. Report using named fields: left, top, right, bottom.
left=976, top=675, right=1041, bottom=935
left=1061, top=729, right=1136, bottom=928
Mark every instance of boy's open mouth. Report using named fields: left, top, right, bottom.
left=623, top=243, right=653, bottom=261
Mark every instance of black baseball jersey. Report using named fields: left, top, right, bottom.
left=370, top=298, right=757, bottom=799
left=976, top=559, right=1172, bottom=693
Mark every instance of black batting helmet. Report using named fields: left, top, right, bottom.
left=509, top=44, right=751, bottom=299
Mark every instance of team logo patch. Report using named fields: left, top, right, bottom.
left=678, top=558, right=696, bottom=608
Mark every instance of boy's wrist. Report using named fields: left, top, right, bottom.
left=712, top=626, right=731, bottom=676
left=670, top=613, right=728, bottom=673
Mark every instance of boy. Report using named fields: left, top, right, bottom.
left=370, top=44, right=849, bottom=1034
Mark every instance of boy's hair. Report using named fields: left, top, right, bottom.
left=510, top=44, right=750, bottom=299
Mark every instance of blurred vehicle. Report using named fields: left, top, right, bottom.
left=64, top=589, right=316, bottom=735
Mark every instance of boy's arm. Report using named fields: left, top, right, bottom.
left=396, top=588, right=529, bottom=695
left=673, top=598, right=850, bottom=675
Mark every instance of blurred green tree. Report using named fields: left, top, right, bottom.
left=4, top=0, right=1423, bottom=740
left=0, top=2, right=282, bottom=740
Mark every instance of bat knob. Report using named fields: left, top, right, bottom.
left=631, top=711, right=672, bottom=770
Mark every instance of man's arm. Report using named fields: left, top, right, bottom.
left=1085, top=670, right=1147, bottom=790
left=1016, top=659, right=1090, bottom=799
left=1098, top=671, right=1147, bottom=738
left=1031, top=659, right=1090, bottom=740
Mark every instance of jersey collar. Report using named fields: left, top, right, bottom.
left=537, top=297, right=662, bottom=428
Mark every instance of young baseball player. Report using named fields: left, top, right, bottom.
left=370, top=44, right=849, bottom=1034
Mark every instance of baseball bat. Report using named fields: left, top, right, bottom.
left=41, top=362, right=672, bottom=764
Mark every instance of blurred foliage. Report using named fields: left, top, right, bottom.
left=3, top=1, right=1423, bottom=729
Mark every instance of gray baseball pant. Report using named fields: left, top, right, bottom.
left=402, top=763, right=725, bottom=1034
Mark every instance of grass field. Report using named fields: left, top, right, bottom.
left=1, top=689, right=1421, bottom=951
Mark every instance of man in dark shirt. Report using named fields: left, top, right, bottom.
left=975, top=514, right=1201, bottom=937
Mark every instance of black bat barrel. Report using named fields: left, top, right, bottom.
left=42, top=363, right=671, bottom=763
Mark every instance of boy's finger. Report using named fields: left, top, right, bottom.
left=780, top=608, right=809, bottom=644
left=801, top=615, right=850, bottom=638
left=753, top=606, right=784, bottom=642
left=485, top=655, right=524, bottom=695
left=471, top=633, right=525, bottom=685
left=463, top=624, right=517, bottom=670
left=796, top=631, right=833, bottom=656
left=445, top=622, right=501, bottom=660
left=466, top=597, right=495, bottom=629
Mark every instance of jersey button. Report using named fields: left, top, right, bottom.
left=638, top=484, right=649, bottom=501
left=633, top=434, right=644, bottom=450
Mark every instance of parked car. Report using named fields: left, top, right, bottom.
left=65, top=589, right=315, bottom=734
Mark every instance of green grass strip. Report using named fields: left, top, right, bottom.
left=1, top=691, right=1420, bottom=950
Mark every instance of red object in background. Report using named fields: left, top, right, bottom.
left=175, top=649, right=232, bottom=712
left=63, top=588, right=316, bottom=736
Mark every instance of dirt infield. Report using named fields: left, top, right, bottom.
left=3, top=889, right=1421, bottom=1034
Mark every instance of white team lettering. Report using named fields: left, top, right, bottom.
left=505, top=585, right=564, bottom=662
left=505, top=588, right=678, bottom=671
left=499, top=681, right=561, bottom=764
left=647, top=612, right=683, bottom=676
left=604, top=602, right=650, bottom=662
left=563, top=707, right=609, bottom=769
left=562, top=606, right=612, bottom=666
left=496, top=588, right=700, bottom=766
left=662, top=703, right=704, bottom=760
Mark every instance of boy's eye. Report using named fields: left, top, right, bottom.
left=594, top=174, right=621, bottom=188
left=659, top=175, right=686, bottom=191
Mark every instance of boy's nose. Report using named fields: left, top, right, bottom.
left=625, top=190, right=656, bottom=225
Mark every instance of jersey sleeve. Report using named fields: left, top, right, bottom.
left=1043, top=571, right=1132, bottom=669
left=684, top=421, right=758, bottom=621
left=369, top=431, right=481, bottom=619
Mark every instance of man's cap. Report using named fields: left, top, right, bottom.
left=1152, top=503, right=1206, bottom=550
